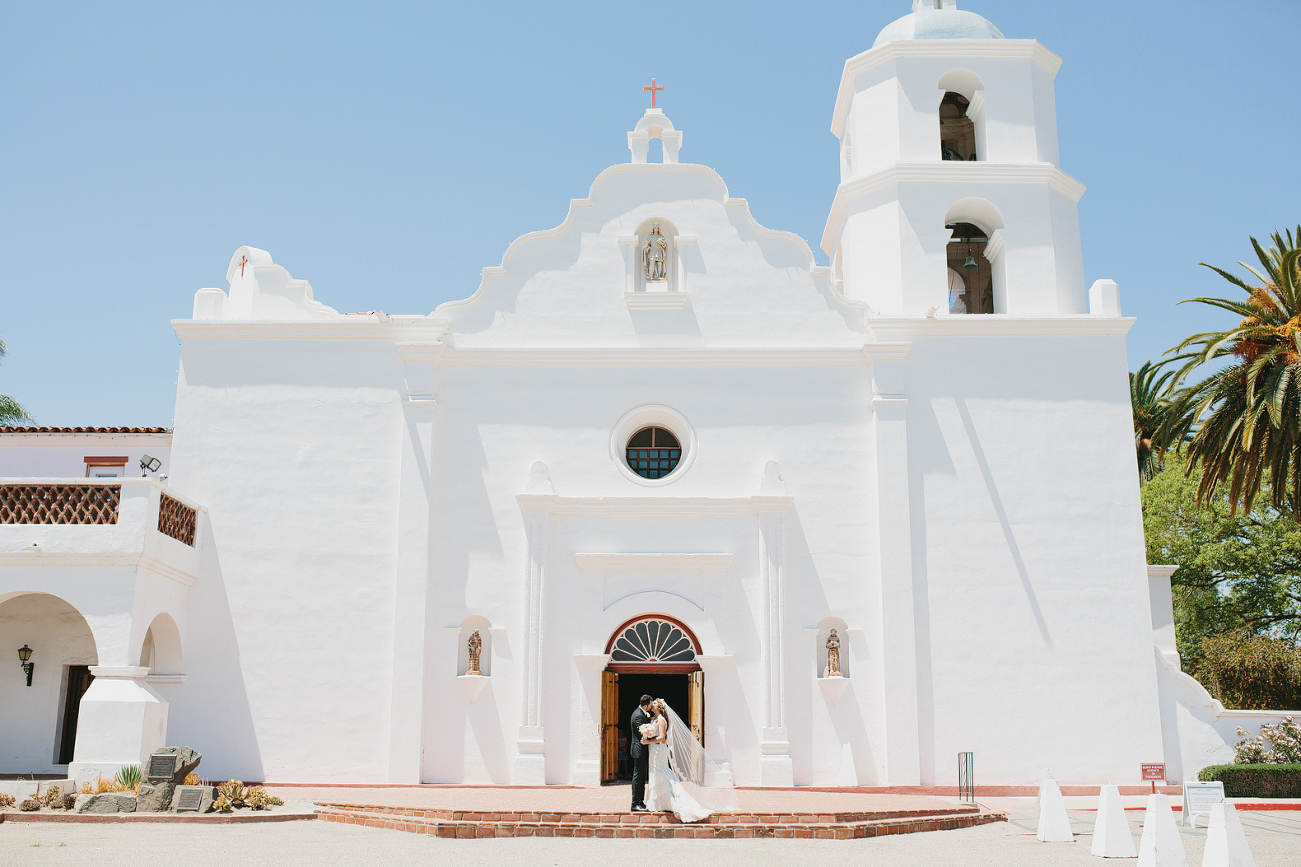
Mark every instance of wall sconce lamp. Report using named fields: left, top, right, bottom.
left=140, top=454, right=162, bottom=477
left=17, top=645, right=33, bottom=687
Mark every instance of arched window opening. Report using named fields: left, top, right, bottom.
left=946, top=222, right=993, bottom=314
left=626, top=426, right=681, bottom=479
left=608, top=617, right=698, bottom=663
left=940, top=92, right=977, bottom=161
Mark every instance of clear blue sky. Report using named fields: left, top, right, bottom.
left=1, top=1, right=1297, bottom=426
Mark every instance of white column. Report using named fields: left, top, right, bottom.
left=387, top=343, right=441, bottom=783
left=755, top=497, right=793, bottom=786
left=572, top=654, right=610, bottom=787
left=515, top=493, right=553, bottom=784
left=68, top=666, right=167, bottom=785
left=696, top=654, right=734, bottom=773
left=870, top=353, right=921, bottom=785
left=618, top=236, right=637, bottom=294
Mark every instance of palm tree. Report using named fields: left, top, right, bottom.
left=0, top=336, right=32, bottom=425
left=1130, top=360, right=1184, bottom=481
left=1166, top=226, right=1301, bottom=515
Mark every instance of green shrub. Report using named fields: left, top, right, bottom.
left=1199, top=633, right=1301, bottom=710
left=1199, top=763, right=1301, bottom=797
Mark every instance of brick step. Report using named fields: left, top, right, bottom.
left=315, top=805, right=1006, bottom=840
left=314, top=800, right=981, bottom=825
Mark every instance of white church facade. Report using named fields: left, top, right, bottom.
left=2, top=1, right=1289, bottom=789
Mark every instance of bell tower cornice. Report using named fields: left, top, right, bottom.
left=830, top=40, right=1062, bottom=139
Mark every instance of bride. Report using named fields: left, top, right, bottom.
left=640, top=698, right=737, bottom=823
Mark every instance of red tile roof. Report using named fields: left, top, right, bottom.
left=0, top=427, right=171, bottom=434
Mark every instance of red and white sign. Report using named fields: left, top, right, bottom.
left=1141, top=763, right=1166, bottom=781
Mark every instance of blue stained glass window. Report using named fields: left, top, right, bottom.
left=625, top=426, right=682, bottom=479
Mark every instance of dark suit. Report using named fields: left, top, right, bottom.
left=629, top=706, right=651, bottom=809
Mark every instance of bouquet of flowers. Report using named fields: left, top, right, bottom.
left=638, top=722, right=658, bottom=741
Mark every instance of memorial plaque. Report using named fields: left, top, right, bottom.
left=175, top=787, right=203, bottom=812
left=148, top=753, right=176, bottom=780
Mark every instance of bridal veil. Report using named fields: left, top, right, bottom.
left=659, top=699, right=738, bottom=813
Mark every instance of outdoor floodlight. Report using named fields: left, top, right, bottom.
left=17, top=644, right=33, bottom=687
left=140, top=454, right=162, bottom=476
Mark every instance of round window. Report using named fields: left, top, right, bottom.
left=625, top=426, right=681, bottom=480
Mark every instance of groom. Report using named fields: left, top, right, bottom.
left=629, top=694, right=654, bottom=812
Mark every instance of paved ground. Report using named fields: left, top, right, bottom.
left=3, top=800, right=1299, bottom=865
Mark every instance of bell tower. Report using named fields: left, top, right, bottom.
left=823, top=1, right=1088, bottom=317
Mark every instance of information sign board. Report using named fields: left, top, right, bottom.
left=1181, top=780, right=1224, bottom=828
left=1140, top=763, right=1165, bottom=781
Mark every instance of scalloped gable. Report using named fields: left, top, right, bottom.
left=436, top=163, right=866, bottom=348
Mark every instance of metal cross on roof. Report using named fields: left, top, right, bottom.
left=643, top=78, right=664, bottom=109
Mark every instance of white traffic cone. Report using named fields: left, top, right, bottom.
left=1137, top=793, right=1189, bottom=867
left=1092, top=784, right=1136, bottom=858
left=1203, top=803, right=1230, bottom=867
left=1037, top=777, right=1074, bottom=842
left=1218, top=802, right=1256, bottom=867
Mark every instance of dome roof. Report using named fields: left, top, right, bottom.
left=873, top=8, right=1005, bottom=49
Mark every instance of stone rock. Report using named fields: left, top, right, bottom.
left=146, top=746, right=202, bottom=783
left=170, top=785, right=216, bottom=814
left=73, top=793, right=137, bottom=814
left=135, top=781, right=176, bottom=813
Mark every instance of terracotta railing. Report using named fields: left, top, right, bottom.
left=0, top=484, right=121, bottom=524
left=157, top=492, right=197, bottom=546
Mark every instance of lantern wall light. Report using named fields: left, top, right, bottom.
left=17, top=644, right=33, bottom=687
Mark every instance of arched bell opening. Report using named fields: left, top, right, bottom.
left=599, top=615, right=705, bottom=784
left=945, top=222, right=993, bottom=314
left=940, top=93, right=977, bottom=161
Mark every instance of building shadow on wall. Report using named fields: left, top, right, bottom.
left=167, top=520, right=264, bottom=782
left=953, top=397, right=1052, bottom=650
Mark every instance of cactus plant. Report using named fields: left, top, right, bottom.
left=19, top=798, right=41, bottom=812
left=115, top=764, right=142, bottom=791
left=0, top=793, right=15, bottom=808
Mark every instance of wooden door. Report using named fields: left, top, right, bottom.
left=601, top=670, right=619, bottom=783
left=59, top=665, right=94, bottom=765
left=687, top=670, right=704, bottom=745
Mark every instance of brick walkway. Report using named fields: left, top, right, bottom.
left=264, top=785, right=1004, bottom=839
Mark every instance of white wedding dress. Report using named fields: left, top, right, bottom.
left=644, top=723, right=712, bottom=823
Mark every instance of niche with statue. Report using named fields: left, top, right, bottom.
left=817, top=617, right=851, bottom=704
left=456, top=615, right=493, bottom=702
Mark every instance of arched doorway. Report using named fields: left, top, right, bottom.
left=600, top=615, right=704, bottom=784
left=0, top=592, right=98, bottom=773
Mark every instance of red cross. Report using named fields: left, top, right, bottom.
left=238, top=255, right=248, bottom=277
left=643, top=78, right=664, bottom=109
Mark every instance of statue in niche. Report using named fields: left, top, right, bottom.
left=824, top=629, right=843, bottom=678
left=642, top=223, right=669, bottom=281
left=467, top=630, right=483, bottom=676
